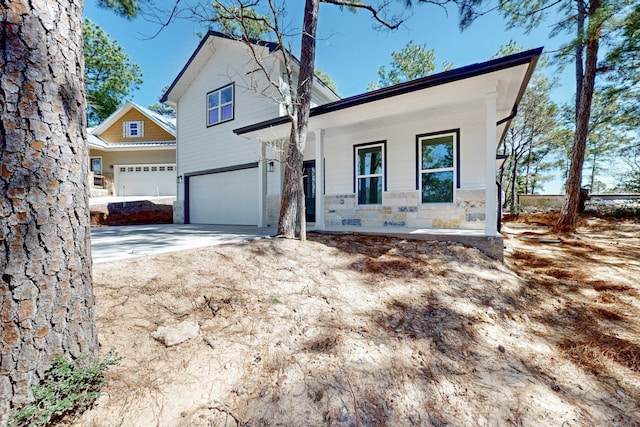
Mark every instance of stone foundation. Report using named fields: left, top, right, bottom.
left=324, top=189, right=487, bottom=230
left=173, top=200, right=185, bottom=224
left=266, top=195, right=281, bottom=227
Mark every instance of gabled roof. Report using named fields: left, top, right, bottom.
left=160, top=30, right=340, bottom=106
left=234, top=47, right=543, bottom=138
left=90, top=100, right=176, bottom=137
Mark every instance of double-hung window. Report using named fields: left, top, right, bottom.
left=355, top=142, right=385, bottom=205
left=123, top=121, right=144, bottom=138
left=419, top=133, right=456, bottom=203
left=207, top=84, right=234, bottom=126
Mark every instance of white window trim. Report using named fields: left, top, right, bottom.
left=90, top=156, right=102, bottom=174
left=207, top=84, right=234, bottom=127
left=355, top=142, right=385, bottom=205
left=418, top=132, right=457, bottom=204
left=123, top=120, right=144, bottom=138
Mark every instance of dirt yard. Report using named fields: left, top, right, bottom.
left=74, top=213, right=640, bottom=426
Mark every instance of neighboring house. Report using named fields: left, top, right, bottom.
left=88, top=101, right=177, bottom=197
left=162, top=30, right=541, bottom=258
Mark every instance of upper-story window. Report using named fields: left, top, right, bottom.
left=123, top=120, right=144, bottom=138
left=207, top=84, right=234, bottom=126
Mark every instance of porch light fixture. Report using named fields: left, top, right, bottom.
left=267, top=161, right=274, bottom=172
left=177, top=175, right=183, bottom=184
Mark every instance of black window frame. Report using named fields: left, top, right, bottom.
left=353, top=140, right=387, bottom=205
left=415, top=129, right=460, bottom=204
left=206, top=83, right=235, bottom=127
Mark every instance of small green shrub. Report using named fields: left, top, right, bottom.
left=9, top=351, right=121, bottom=427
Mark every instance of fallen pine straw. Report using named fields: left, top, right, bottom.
left=76, top=216, right=640, bottom=426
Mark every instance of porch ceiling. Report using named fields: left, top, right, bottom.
left=234, top=48, right=540, bottom=145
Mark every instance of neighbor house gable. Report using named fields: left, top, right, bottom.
left=91, top=101, right=176, bottom=144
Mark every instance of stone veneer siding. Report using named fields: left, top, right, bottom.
left=324, top=189, right=486, bottom=229
left=173, top=200, right=185, bottom=224
left=266, top=194, right=281, bottom=227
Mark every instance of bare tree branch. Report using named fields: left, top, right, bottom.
left=321, top=0, right=408, bottom=29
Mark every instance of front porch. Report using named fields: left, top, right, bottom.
left=89, top=171, right=113, bottom=197
left=309, top=224, right=503, bottom=260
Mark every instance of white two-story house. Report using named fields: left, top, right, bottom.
left=162, top=30, right=541, bottom=259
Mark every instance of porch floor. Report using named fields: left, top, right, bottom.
left=308, top=224, right=503, bottom=260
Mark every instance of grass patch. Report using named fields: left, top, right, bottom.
left=9, top=351, right=121, bottom=427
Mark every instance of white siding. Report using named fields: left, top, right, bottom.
left=173, top=35, right=342, bottom=212
left=176, top=41, right=282, bottom=177
left=321, top=104, right=489, bottom=196
left=265, top=144, right=282, bottom=196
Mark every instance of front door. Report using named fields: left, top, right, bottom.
left=303, top=160, right=316, bottom=223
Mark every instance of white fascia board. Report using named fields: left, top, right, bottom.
left=240, top=66, right=527, bottom=141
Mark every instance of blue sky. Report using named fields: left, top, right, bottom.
left=83, top=1, right=575, bottom=192
left=83, top=1, right=573, bottom=105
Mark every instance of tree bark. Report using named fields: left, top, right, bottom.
left=590, top=149, right=597, bottom=191
left=510, top=155, right=518, bottom=214
left=277, top=0, right=319, bottom=240
left=278, top=120, right=302, bottom=238
left=0, top=0, right=97, bottom=415
left=556, top=0, right=601, bottom=232
left=575, top=0, right=585, bottom=114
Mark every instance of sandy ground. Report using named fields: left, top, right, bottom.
left=73, top=213, right=640, bottom=426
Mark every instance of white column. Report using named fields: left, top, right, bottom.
left=314, top=129, right=325, bottom=230
left=485, top=92, right=498, bottom=235
left=257, top=139, right=267, bottom=227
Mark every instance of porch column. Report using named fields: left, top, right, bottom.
left=485, top=92, right=498, bottom=235
left=257, top=138, right=267, bottom=227
left=314, top=129, right=325, bottom=230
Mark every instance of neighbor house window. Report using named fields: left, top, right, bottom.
left=207, top=84, right=234, bottom=126
left=418, top=132, right=456, bottom=203
left=123, top=121, right=144, bottom=137
left=355, top=142, right=385, bottom=205
left=89, top=157, right=102, bottom=174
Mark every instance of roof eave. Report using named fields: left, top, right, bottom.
left=234, top=46, right=544, bottom=137
left=88, top=142, right=176, bottom=152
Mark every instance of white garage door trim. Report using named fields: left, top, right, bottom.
left=113, top=163, right=177, bottom=196
left=187, top=165, right=259, bottom=225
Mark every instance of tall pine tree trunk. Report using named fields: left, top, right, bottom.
left=0, top=0, right=97, bottom=415
left=510, top=156, right=518, bottom=214
left=590, top=149, right=597, bottom=191
left=277, top=0, right=319, bottom=240
left=278, top=120, right=302, bottom=238
left=556, top=0, right=601, bottom=231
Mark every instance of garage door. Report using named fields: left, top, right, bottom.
left=114, top=164, right=176, bottom=196
left=188, top=168, right=259, bottom=225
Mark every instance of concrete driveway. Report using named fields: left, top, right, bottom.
left=91, top=224, right=276, bottom=264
